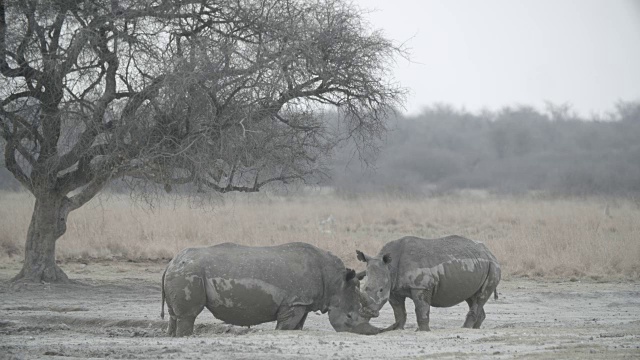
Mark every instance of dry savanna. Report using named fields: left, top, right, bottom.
left=1, top=190, right=640, bottom=359
left=1, top=190, right=639, bottom=279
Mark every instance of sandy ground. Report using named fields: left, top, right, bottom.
left=0, top=260, right=639, bottom=359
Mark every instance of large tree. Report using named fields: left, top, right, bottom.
left=0, top=0, right=403, bottom=282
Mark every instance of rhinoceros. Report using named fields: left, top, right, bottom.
left=161, top=242, right=383, bottom=336
left=356, top=235, right=501, bottom=331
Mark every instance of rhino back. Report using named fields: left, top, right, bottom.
left=385, top=236, right=497, bottom=307
left=200, top=242, right=331, bottom=293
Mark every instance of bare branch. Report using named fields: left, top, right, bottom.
left=1, top=0, right=403, bottom=202
left=67, top=172, right=112, bottom=211
left=0, top=0, right=40, bottom=79
left=3, top=127, right=34, bottom=193
left=1, top=90, right=36, bottom=106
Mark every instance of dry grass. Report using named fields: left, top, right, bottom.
left=1, top=190, right=639, bottom=280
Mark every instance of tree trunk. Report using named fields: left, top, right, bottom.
left=12, top=195, right=71, bottom=283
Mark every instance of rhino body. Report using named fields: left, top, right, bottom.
left=357, top=235, right=501, bottom=331
left=161, top=242, right=381, bottom=336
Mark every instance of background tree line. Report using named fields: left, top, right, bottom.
left=3, top=100, right=639, bottom=197
left=331, top=101, right=640, bottom=197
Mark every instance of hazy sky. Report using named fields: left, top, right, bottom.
left=355, top=0, right=640, bottom=116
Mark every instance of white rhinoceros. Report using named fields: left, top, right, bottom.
left=356, top=235, right=501, bottom=331
left=161, top=242, right=383, bottom=336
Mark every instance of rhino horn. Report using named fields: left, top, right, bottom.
left=350, top=322, right=385, bottom=335
left=356, top=250, right=369, bottom=262
left=358, top=291, right=380, bottom=318
left=358, top=289, right=367, bottom=304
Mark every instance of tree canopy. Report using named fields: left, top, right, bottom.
left=0, top=0, right=403, bottom=282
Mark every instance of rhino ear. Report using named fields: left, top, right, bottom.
left=382, top=254, right=392, bottom=264
left=345, top=268, right=357, bottom=282
left=356, top=250, right=368, bottom=263
left=356, top=271, right=367, bottom=280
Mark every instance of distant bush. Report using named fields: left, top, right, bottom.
left=331, top=101, right=640, bottom=196
left=3, top=101, right=639, bottom=196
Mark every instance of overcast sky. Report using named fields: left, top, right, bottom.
left=355, top=0, right=640, bottom=116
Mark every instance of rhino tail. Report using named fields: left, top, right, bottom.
left=160, top=267, right=167, bottom=320
left=494, top=288, right=498, bottom=300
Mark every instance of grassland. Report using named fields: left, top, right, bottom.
left=1, top=190, right=639, bottom=279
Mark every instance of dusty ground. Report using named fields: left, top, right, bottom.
left=0, top=260, right=639, bottom=359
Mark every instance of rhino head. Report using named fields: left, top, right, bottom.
left=327, top=268, right=385, bottom=335
left=355, top=250, right=393, bottom=318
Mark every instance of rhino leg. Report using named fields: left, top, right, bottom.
left=410, top=289, right=433, bottom=331
left=167, top=316, right=177, bottom=336
left=167, top=276, right=206, bottom=337
left=294, top=312, right=308, bottom=330
left=463, top=297, right=489, bottom=328
left=166, top=306, right=177, bottom=336
left=387, top=293, right=407, bottom=331
left=470, top=284, right=495, bottom=329
left=275, top=306, right=308, bottom=330
left=474, top=308, right=486, bottom=329
left=176, top=315, right=198, bottom=336
left=464, top=263, right=500, bottom=329
left=165, top=295, right=200, bottom=337
left=463, top=298, right=480, bottom=328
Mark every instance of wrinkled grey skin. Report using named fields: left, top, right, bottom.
left=161, top=242, right=383, bottom=336
left=357, top=235, right=501, bottom=331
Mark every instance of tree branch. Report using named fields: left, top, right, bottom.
left=3, top=130, right=34, bottom=193
left=0, top=90, right=38, bottom=106
left=0, top=108, right=44, bottom=146
left=67, top=172, right=113, bottom=211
